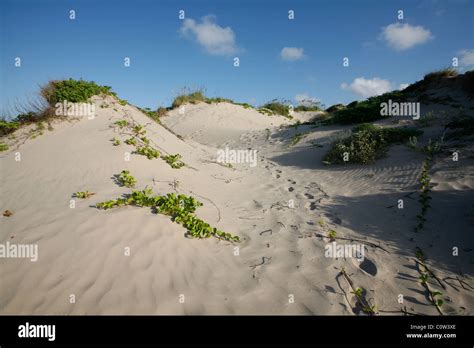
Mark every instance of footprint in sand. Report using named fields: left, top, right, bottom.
left=353, top=257, right=378, bottom=276
left=304, top=193, right=315, bottom=199
left=288, top=187, right=294, bottom=192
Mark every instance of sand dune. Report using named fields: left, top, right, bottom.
left=1, top=93, right=473, bottom=315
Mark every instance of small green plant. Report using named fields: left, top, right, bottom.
left=141, top=136, right=150, bottom=145
left=135, top=146, right=160, bottom=159
left=415, top=247, right=425, bottom=261
left=351, top=287, right=363, bottom=298
left=419, top=273, right=429, bottom=284
left=132, top=124, right=146, bottom=135
left=328, top=229, right=337, bottom=241
left=118, top=99, right=128, bottom=106
left=116, top=170, right=137, bottom=188
left=111, top=138, right=121, bottom=146
left=415, top=159, right=432, bottom=232
left=74, top=191, right=95, bottom=199
left=114, top=120, right=129, bottom=128
left=0, top=143, right=8, bottom=152
left=124, top=137, right=137, bottom=146
left=161, top=154, right=185, bottom=169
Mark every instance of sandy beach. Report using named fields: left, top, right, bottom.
left=1, top=78, right=473, bottom=315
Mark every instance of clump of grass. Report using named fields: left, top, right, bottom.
left=111, top=138, right=121, bottom=146
left=206, top=97, right=234, bottom=104
left=423, top=68, right=458, bottom=82
left=96, top=184, right=239, bottom=242
left=116, top=170, right=137, bottom=188
left=233, top=102, right=254, bottom=109
left=0, top=119, right=20, bottom=136
left=324, top=124, right=422, bottom=165
left=294, top=103, right=322, bottom=112
left=261, top=99, right=291, bottom=117
left=257, top=107, right=274, bottom=116
left=0, top=143, right=8, bottom=152
left=74, top=191, right=95, bottom=199
left=172, top=90, right=206, bottom=109
left=118, top=99, right=128, bottom=106
left=408, top=135, right=443, bottom=156
left=161, top=154, right=185, bottom=169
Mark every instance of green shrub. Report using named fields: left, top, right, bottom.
left=326, top=104, right=346, bottom=113
left=14, top=112, right=38, bottom=123
left=324, top=125, right=422, bottom=164
left=0, top=143, right=8, bottom=152
left=333, top=91, right=406, bottom=124
left=352, top=123, right=378, bottom=133
left=261, top=100, right=290, bottom=117
left=41, top=78, right=113, bottom=104
left=381, top=127, right=423, bottom=143
left=445, top=114, right=474, bottom=139
left=323, top=128, right=386, bottom=164
left=0, top=120, right=20, bottom=136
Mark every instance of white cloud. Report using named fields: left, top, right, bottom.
left=280, top=47, right=305, bottom=61
left=180, top=15, right=238, bottom=55
left=341, top=77, right=393, bottom=98
left=295, top=93, right=319, bottom=105
left=458, top=49, right=474, bottom=67
left=399, top=83, right=409, bottom=90
left=380, top=23, right=433, bottom=51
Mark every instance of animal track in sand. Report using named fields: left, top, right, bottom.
left=288, top=187, right=294, bottom=192
left=304, top=193, right=315, bottom=199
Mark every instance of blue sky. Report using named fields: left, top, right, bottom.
left=1, top=0, right=473, bottom=115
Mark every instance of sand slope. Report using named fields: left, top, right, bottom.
left=1, top=96, right=473, bottom=315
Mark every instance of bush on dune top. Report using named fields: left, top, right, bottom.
left=332, top=91, right=407, bottom=125
left=41, top=78, right=114, bottom=104
left=171, top=90, right=207, bottom=108
left=323, top=123, right=422, bottom=164
left=260, top=99, right=291, bottom=117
